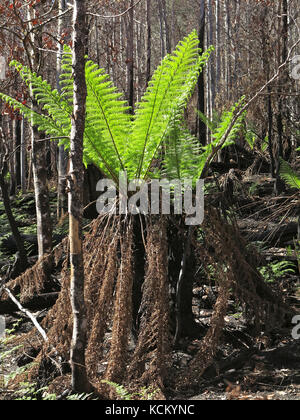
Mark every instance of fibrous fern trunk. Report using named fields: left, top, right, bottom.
left=105, top=221, right=134, bottom=387
left=128, top=216, right=170, bottom=393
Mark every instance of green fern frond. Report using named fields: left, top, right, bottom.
left=7, top=51, right=133, bottom=183
left=84, top=59, right=131, bottom=180
left=0, top=92, right=66, bottom=137
left=279, top=158, right=300, bottom=190
left=10, top=60, right=71, bottom=137
left=190, top=97, right=247, bottom=179
left=0, top=32, right=216, bottom=187
left=59, top=46, right=74, bottom=106
left=245, top=129, right=257, bottom=150
left=58, top=46, right=132, bottom=181
left=212, top=97, right=246, bottom=148
left=197, top=110, right=215, bottom=133
left=125, top=31, right=213, bottom=180
left=163, top=122, right=204, bottom=183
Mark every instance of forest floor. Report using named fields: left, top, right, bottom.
left=172, top=315, right=300, bottom=401
left=0, top=172, right=299, bottom=401
left=171, top=173, right=300, bottom=401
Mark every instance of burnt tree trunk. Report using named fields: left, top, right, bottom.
left=274, top=0, right=289, bottom=195
left=131, top=216, right=146, bottom=337
left=11, top=117, right=21, bottom=195
left=0, top=125, right=28, bottom=277
left=57, top=0, right=69, bottom=220
left=20, top=118, right=26, bottom=194
left=172, top=226, right=204, bottom=346
left=157, top=0, right=166, bottom=59
left=161, top=0, right=171, bottom=54
left=197, top=0, right=206, bottom=146
left=69, top=0, right=91, bottom=394
left=261, top=7, right=275, bottom=179
left=146, top=0, right=152, bottom=86
left=126, top=0, right=135, bottom=112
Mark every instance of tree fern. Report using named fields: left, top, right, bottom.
left=279, top=158, right=300, bottom=190
left=125, top=31, right=213, bottom=180
left=0, top=32, right=245, bottom=190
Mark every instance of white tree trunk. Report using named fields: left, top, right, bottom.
left=69, top=0, right=91, bottom=394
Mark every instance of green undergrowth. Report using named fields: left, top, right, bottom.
left=0, top=190, right=66, bottom=263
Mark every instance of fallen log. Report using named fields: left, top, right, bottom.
left=202, top=349, right=256, bottom=380
left=0, top=291, right=59, bottom=315
left=239, top=221, right=298, bottom=246
left=262, top=247, right=299, bottom=263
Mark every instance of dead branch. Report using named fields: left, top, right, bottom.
left=1, top=281, right=48, bottom=343
left=0, top=292, right=59, bottom=315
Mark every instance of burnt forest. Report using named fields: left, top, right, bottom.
left=0, top=0, right=300, bottom=404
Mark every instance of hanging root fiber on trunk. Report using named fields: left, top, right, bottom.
left=102, top=220, right=134, bottom=397
left=1, top=238, right=69, bottom=303
left=202, top=208, right=292, bottom=329
left=127, top=216, right=170, bottom=398
left=3, top=208, right=294, bottom=398
left=178, top=207, right=293, bottom=389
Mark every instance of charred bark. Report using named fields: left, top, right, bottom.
left=173, top=226, right=204, bottom=347
left=57, top=0, right=69, bottom=221
left=131, top=216, right=146, bottom=338
left=126, top=0, right=135, bottom=112
left=0, top=126, right=28, bottom=277
left=197, top=0, right=206, bottom=146
left=146, top=0, right=152, bottom=86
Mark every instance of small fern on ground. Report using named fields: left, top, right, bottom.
left=279, top=158, right=300, bottom=190
left=259, top=260, right=296, bottom=283
left=101, top=380, right=158, bottom=400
